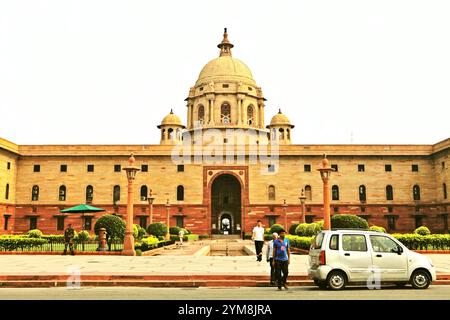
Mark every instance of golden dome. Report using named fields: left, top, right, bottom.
left=157, top=110, right=185, bottom=128
left=195, top=28, right=256, bottom=86
left=268, top=109, right=294, bottom=128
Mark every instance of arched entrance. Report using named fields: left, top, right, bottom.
left=211, top=174, right=242, bottom=235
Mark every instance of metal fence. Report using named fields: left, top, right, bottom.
left=0, top=240, right=124, bottom=252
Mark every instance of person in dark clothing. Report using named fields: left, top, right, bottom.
left=272, top=229, right=291, bottom=290
left=266, top=232, right=278, bottom=285
left=63, top=223, right=75, bottom=255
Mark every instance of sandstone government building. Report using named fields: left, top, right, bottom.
left=0, top=30, right=449, bottom=236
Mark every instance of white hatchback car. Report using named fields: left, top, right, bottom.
left=308, top=229, right=436, bottom=290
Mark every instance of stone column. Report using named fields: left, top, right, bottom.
left=237, top=98, right=242, bottom=125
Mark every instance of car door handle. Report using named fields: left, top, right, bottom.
left=344, top=253, right=350, bottom=256
left=376, top=254, right=382, bottom=257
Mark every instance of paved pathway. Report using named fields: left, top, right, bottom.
left=0, top=253, right=449, bottom=276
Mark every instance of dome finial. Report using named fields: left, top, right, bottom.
left=170, top=109, right=173, bottom=114
left=278, top=108, right=282, bottom=114
left=218, top=27, right=234, bottom=57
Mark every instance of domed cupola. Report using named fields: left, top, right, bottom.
left=267, top=109, right=294, bottom=144
left=157, top=109, right=185, bottom=145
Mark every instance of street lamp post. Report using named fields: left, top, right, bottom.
left=317, top=154, right=334, bottom=230
left=122, top=152, right=140, bottom=256
left=147, top=189, right=155, bottom=225
left=298, top=189, right=307, bottom=224
left=282, top=199, right=288, bottom=230
left=165, top=199, right=171, bottom=240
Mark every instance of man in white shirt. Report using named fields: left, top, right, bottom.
left=252, top=220, right=265, bottom=262
left=266, top=232, right=278, bottom=285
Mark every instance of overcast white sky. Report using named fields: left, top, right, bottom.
left=0, top=0, right=449, bottom=145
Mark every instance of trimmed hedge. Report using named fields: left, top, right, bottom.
left=170, top=234, right=199, bottom=242
left=269, top=224, right=285, bottom=234
left=414, top=226, right=431, bottom=236
left=0, top=236, right=49, bottom=251
left=27, top=229, right=43, bottom=238
left=331, top=214, right=369, bottom=229
left=286, top=235, right=314, bottom=250
left=147, top=222, right=168, bottom=238
left=295, top=222, right=322, bottom=237
left=289, top=224, right=299, bottom=235
left=369, top=226, right=386, bottom=233
left=135, top=236, right=160, bottom=252
left=169, top=227, right=189, bottom=235
left=392, top=234, right=450, bottom=250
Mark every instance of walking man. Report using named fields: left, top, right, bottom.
left=266, top=232, right=278, bottom=285
left=178, top=229, right=185, bottom=245
left=272, top=229, right=290, bottom=290
left=252, top=220, right=265, bottom=262
left=63, top=223, right=75, bottom=255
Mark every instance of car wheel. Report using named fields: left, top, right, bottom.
left=410, top=270, right=431, bottom=289
left=327, top=271, right=347, bottom=290
left=314, top=280, right=327, bottom=289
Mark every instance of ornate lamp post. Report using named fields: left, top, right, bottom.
left=122, top=152, right=140, bottom=256
left=147, top=189, right=155, bottom=225
left=298, top=189, right=307, bottom=224
left=282, top=199, right=288, bottom=230
left=317, top=154, right=334, bottom=230
left=165, top=199, right=171, bottom=240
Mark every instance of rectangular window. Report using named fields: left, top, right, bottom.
left=415, top=216, right=423, bottom=229
left=139, top=216, right=148, bottom=229
left=176, top=216, right=184, bottom=228
left=177, top=165, right=184, bottom=172
left=385, top=164, right=392, bottom=172
left=268, top=164, right=275, bottom=172
left=387, top=216, right=396, bottom=231
left=304, top=164, right=311, bottom=172
left=87, top=164, right=94, bottom=172
left=33, top=165, right=40, bottom=172
left=84, top=217, right=92, bottom=231
left=56, top=216, right=65, bottom=231
left=4, top=216, right=9, bottom=230
left=412, top=164, right=419, bottom=172
left=358, top=164, right=365, bottom=172
left=223, top=138, right=228, bottom=144
left=268, top=216, right=276, bottom=227
left=7, top=162, right=11, bottom=170
left=329, top=234, right=339, bottom=250
left=60, top=164, right=67, bottom=172
left=442, top=162, right=446, bottom=170
left=141, top=165, right=148, bottom=172
left=305, top=215, right=314, bottom=223
left=333, top=207, right=339, bottom=213
left=342, top=234, right=367, bottom=252
left=114, top=165, right=121, bottom=172
left=29, top=217, right=37, bottom=230
left=361, top=206, right=366, bottom=213
left=222, top=84, right=229, bottom=88
left=388, top=206, right=394, bottom=213
left=331, top=164, right=338, bottom=172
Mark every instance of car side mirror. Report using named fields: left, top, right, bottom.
left=392, top=246, right=403, bottom=255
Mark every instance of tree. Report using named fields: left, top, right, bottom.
left=94, top=214, right=126, bottom=251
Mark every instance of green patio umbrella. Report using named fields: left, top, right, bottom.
left=61, top=204, right=105, bottom=230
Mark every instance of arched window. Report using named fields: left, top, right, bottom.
left=413, top=185, right=421, bottom=201
left=161, top=129, right=165, bottom=140
left=221, top=103, right=231, bottom=124
left=305, top=185, right=312, bottom=201
left=359, top=185, right=366, bottom=201
left=278, top=128, right=284, bottom=140
left=59, top=185, right=66, bottom=201
left=113, top=185, right=120, bottom=203
left=177, top=185, right=184, bottom=201
left=247, top=105, right=254, bottom=125
left=140, top=185, right=148, bottom=201
left=198, top=105, right=205, bottom=123
left=168, top=128, right=174, bottom=140
left=5, top=184, right=9, bottom=200
left=86, top=185, right=93, bottom=203
left=268, top=185, right=275, bottom=200
left=287, top=129, right=290, bottom=140
left=32, top=185, right=39, bottom=201
left=444, top=183, right=447, bottom=199
left=272, top=128, right=277, bottom=140
left=332, top=185, right=339, bottom=200
left=386, top=185, right=393, bottom=201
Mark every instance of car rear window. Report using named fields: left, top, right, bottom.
left=311, top=232, right=325, bottom=249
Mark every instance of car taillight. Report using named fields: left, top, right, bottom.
left=319, top=250, right=326, bottom=265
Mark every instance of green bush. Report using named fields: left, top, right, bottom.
left=135, top=249, right=142, bottom=256
left=139, top=236, right=160, bottom=251
left=133, top=224, right=146, bottom=241
left=94, top=214, right=126, bottom=250
left=269, top=224, right=285, bottom=234
left=42, top=235, right=65, bottom=242
left=27, top=229, right=43, bottom=238
left=170, top=234, right=199, bottom=242
left=331, top=214, right=369, bottom=229
left=289, top=224, right=299, bottom=235
left=286, top=235, right=314, bottom=250
left=414, top=226, right=431, bottom=236
left=76, top=230, right=90, bottom=242
left=147, top=222, right=168, bottom=238
left=392, top=234, right=450, bottom=250
left=199, top=234, right=209, bottom=239
left=369, top=226, right=386, bottom=233
left=169, top=227, right=189, bottom=235
left=244, top=233, right=252, bottom=240
left=0, top=236, right=48, bottom=251
left=295, top=222, right=322, bottom=237
left=264, top=228, right=271, bottom=234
